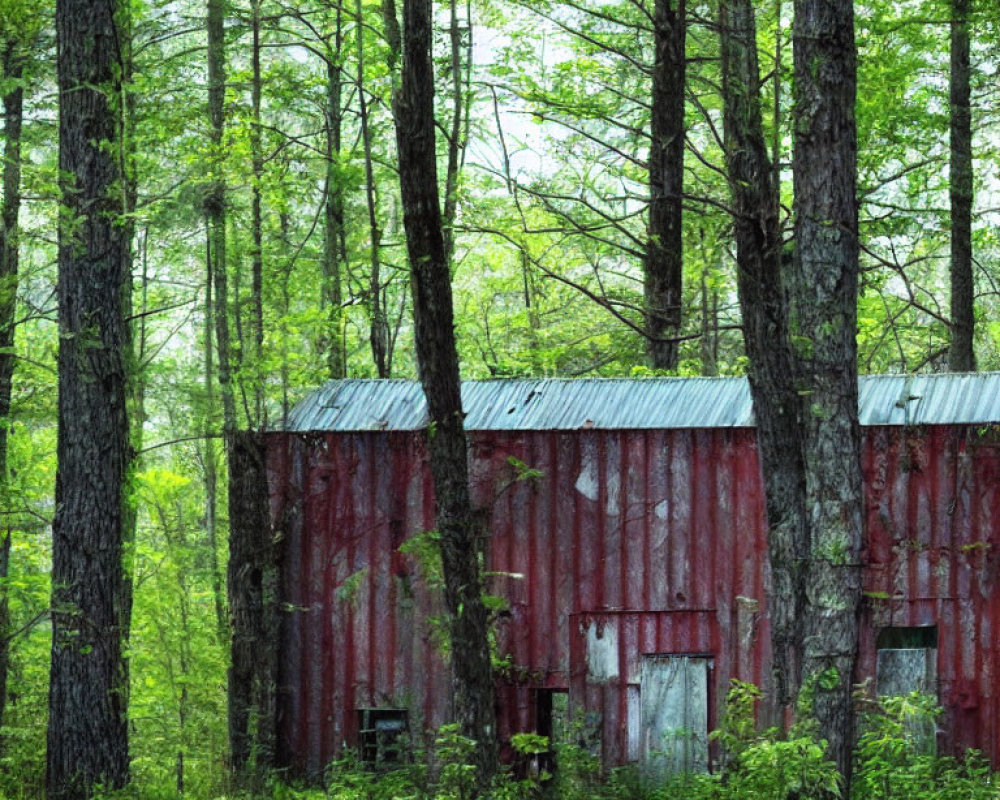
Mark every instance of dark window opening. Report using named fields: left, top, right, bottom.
left=877, top=625, right=937, bottom=650
left=531, top=689, right=567, bottom=778
left=358, top=708, right=409, bottom=766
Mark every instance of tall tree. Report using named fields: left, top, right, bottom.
left=441, top=0, right=471, bottom=265
left=646, top=0, right=686, bottom=370
left=323, top=2, right=348, bottom=379
left=719, top=0, right=807, bottom=718
left=249, top=0, right=266, bottom=417
left=48, top=0, right=132, bottom=797
left=393, top=0, right=498, bottom=788
left=204, top=0, right=278, bottom=781
left=790, top=0, right=864, bottom=783
left=357, top=0, right=390, bottom=377
left=722, top=0, right=865, bottom=778
left=948, top=0, right=974, bottom=371
left=0, top=1, right=28, bottom=748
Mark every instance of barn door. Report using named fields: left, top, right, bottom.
left=639, top=655, right=709, bottom=775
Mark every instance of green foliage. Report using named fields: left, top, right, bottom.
left=128, top=461, right=229, bottom=798
left=399, top=530, right=444, bottom=587
left=434, top=723, right=479, bottom=800
left=5, top=0, right=1000, bottom=795
left=324, top=750, right=425, bottom=800
left=506, top=456, right=544, bottom=483
left=688, top=680, right=841, bottom=800
left=853, top=693, right=995, bottom=800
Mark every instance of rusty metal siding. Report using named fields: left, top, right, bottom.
left=861, top=425, right=1000, bottom=762
left=272, top=433, right=452, bottom=777
left=269, top=422, right=1000, bottom=775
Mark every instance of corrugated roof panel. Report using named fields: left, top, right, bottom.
left=281, top=373, right=1000, bottom=432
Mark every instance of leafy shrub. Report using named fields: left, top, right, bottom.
left=853, top=692, right=995, bottom=800
left=280, top=686, right=1000, bottom=800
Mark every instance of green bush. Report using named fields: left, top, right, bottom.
left=189, top=687, right=997, bottom=800
left=853, top=692, right=995, bottom=800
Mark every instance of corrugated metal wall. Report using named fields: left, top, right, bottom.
left=268, top=424, right=1000, bottom=776
left=860, top=425, right=1000, bottom=758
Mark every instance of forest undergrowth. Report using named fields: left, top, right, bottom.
left=15, top=684, right=989, bottom=800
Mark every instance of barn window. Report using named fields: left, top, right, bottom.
left=876, top=626, right=937, bottom=754
left=532, top=689, right=567, bottom=776
left=639, top=655, right=711, bottom=775
left=876, top=626, right=937, bottom=697
left=534, top=688, right=568, bottom=743
left=358, top=708, right=410, bottom=766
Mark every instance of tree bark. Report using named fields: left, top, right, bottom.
left=226, top=430, right=279, bottom=783
left=0, top=39, right=24, bottom=748
left=204, top=0, right=277, bottom=781
left=719, top=0, right=808, bottom=718
left=250, top=0, right=266, bottom=418
left=791, top=0, right=863, bottom=783
left=645, top=0, right=685, bottom=371
left=48, top=1, right=132, bottom=796
left=206, top=0, right=235, bottom=435
left=323, top=6, right=347, bottom=379
left=358, top=0, right=389, bottom=377
left=442, top=0, right=469, bottom=264
left=203, top=247, right=227, bottom=637
left=393, top=0, right=498, bottom=788
left=383, top=0, right=402, bottom=73
left=948, top=0, right=974, bottom=372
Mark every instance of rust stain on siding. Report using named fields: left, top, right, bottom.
left=269, top=423, right=1000, bottom=776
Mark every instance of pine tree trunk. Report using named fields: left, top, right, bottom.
left=48, top=1, right=132, bottom=796
left=226, top=430, right=279, bottom=783
left=250, top=0, right=266, bottom=418
left=205, top=0, right=277, bottom=780
left=394, top=0, right=498, bottom=787
left=791, top=0, right=864, bottom=783
left=323, top=10, right=347, bottom=379
left=358, top=0, right=390, bottom=377
left=0, top=41, right=23, bottom=747
left=948, top=0, right=974, bottom=372
left=719, top=0, right=808, bottom=718
left=442, top=0, right=468, bottom=265
left=203, top=252, right=227, bottom=636
left=645, top=0, right=685, bottom=370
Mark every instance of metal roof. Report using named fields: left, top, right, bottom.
left=281, top=373, right=1000, bottom=432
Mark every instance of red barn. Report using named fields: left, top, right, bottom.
left=266, top=374, right=1000, bottom=778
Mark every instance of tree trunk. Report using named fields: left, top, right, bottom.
left=442, top=0, right=469, bottom=264
left=719, top=0, right=808, bottom=721
left=203, top=246, right=227, bottom=637
left=645, top=0, right=685, bottom=371
left=205, top=0, right=277, bottom=780
left=791, top=0, right=863, bottom=783
left=698, top=266, right=717, bottom=377
left=226, top=430, right=279, bottom=783
left=0, top=39, right=23, bottom=749
left=383, top=0, right=402, bottom=73
left=948, top=0, right=974, bottom=372
left=393, top=0, right=498, bottom=788
left=48, top=1, right=132, bottom=796
left=250, top=0, right=266, bottom=419
left=206, top=0, right=235, bottom=435
left=358, top=0, right=390, bottom=377
left=323, top=6, right=347, bottom=379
